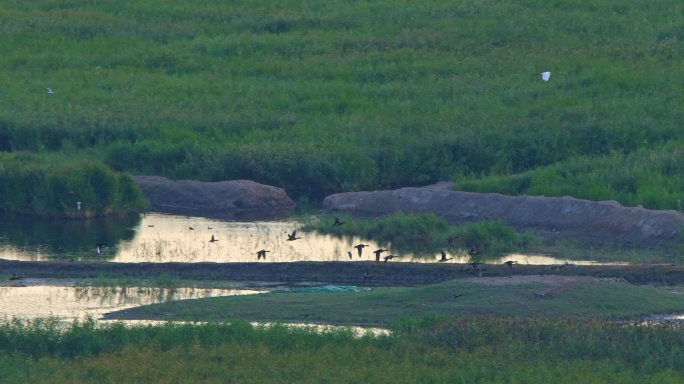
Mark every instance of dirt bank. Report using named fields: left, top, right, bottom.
left=133, top=176, right=295, bottom=220
left=3, top=260, right=684, bottom=286
left=323, top=185, right=684, bottom=247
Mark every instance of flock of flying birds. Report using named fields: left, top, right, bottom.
left=94, top=216, right=533, bottom=276
left=182, top=216, right=521, bottom=275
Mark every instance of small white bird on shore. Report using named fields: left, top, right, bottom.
left=541, top=71, right=551, bottom=81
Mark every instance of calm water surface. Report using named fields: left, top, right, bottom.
left=0, top=284, right=265, bottom=321
left=0, top=283, right=388, bottom=335
left=0, top=213, right=616, bottom=265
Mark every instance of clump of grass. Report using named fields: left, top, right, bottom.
left=456, top=141, right=684, bottom=210
left=302, top=212, right=452, bottom=253
left=450, top=220, right=538, bottom=258
left=302, top=213, right=535, bottom=256
left=0, top=152, right=146, bottom=217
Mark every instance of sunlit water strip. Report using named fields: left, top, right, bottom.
left=0, top=285, right=266, bottom=322
left=101, top=319, right=390, bottom=337
left=0, top=213, right=624, bottom=266
left=0, top=284, right=389, bottom=336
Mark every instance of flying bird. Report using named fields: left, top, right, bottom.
left=503, top=260, right=517, bottom=270
left=287, top=230, right=301, bottom=241
left=332, top=217, right=345, bottom=227
left=354, top=244, right=369, bottom=257
left=189, top=227, right=194, bottom=231
left=256, top=249, right=270, bottom=260
left=373, top=249, right=388, bottom=262
left=438, top=250, right=452, bottom=262
left=347, top=251, right=353, bottom=260
left=383, top=255, right=397, bottom=263
left=541, top=71, right=551, bottom=81
left=362, top=271, right=376, bottom=280
left=209, top=235, right=218, bottom=243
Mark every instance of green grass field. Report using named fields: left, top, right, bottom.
left=2, top=2, right=684, bottom=381
left=2, top=317, right=684, bottom=383
left=1, top=0, right=682, bottom=214
left=104, top=276, right=684, bottom=325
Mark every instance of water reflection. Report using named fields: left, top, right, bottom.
left=0, top=213, right=139, bottom=260
left=105, top=319, right=390, bottom=337
left=0, top=284, right=387, bottom=336
left=0, top=285, right=264, bottom=321
left=0, top=213, right=620, bottom=265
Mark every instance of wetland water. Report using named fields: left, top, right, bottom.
left=0, top=283, right=388, bottom=335
left=0, top=283, right=264, bottom=321
left=0, top=213, right=666, bottom=335
left=0, top=213, right=617, bottom=265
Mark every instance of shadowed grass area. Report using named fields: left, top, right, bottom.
left=104, top=276, right=684, bottom=325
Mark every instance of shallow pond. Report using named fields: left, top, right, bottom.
left=0, top=213, right=618, bottom=265
left=0, top=284, right=264, bottom=321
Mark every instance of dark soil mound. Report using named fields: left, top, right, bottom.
left=133, top=176, right=295, bottom=220
left=323, top=185, right=684, bottom=246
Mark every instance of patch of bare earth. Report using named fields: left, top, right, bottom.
left=468, top=274, right=589, bottom=286
left=467, top=274, right=593, bottom=298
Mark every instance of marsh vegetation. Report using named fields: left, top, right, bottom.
left=302, top=213, right=536, bottom=257
left=1, top=0, right=682, bottom=215
left=1, top=318, right=684, bottom=383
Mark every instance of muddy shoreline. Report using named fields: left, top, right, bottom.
left=3, top=260, right=684, bottom=286
left=323, top=184, right=684, bottom=247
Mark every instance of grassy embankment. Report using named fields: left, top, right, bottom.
left=1, top=0, right=682, bottom=214
left=1, top=318, right=684, bottom=383
left=104, top=276, right=684, bottom=324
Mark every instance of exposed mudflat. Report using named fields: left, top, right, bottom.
left=468, top=274, right=587, bottom=286
left=323, top=183, right=684, bottom=247
left=3, top=259, right=684, bottom=286
left=133, top=176, right=295, bottom=220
